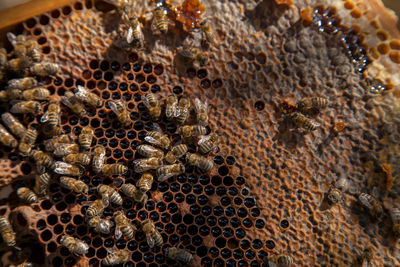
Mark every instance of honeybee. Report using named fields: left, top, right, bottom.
left=26, top=38, right=41, bottom=62
left=61, top=91, right=86, bottom=116
left=199, top=20, right=215, bottom=46
left=137, top=173, right=153, bottom=192
left=75, top=85, right=102, bottom=108
left=44, top=134, right=74, bottom=152
left=7, top=33, right=27, bottom=58
left=108, top=100, right=131, bottom=127
left=101, top=163, right=128, bottom=176
left=53, top=143, right=79, bottom=157
left=0, top=48, right=7, bottom=67
left=144, top=93, right=161, bottom=121
left=194, top=97, right=208, bottom=126
left=92, top=145, right=106, bottom=173
left=179, top=44, right=208, bottom=66
left=7, top=77, right=37, bottom=90
left=287, top=112, right=320, bottom=132
left=60, top=235, right=89, bottom=256
left=6, top=57, right=31, bottom=73
left=156, top=163, right=185, bottom=182
left=79, top=126, right=94, bottom=150
left=22, top=87, right=50, bottom=100
left=358, top=193, right=383, bottom=219
left=358, top=247, right=373, bottom=267
left=180, top=125, right=207, bottom=138
left=152, top=6, right=168, bottom=34
left=1, top=112, right=26, bottom=138
left=145, top=123, right=170, bottom=149
left=133, top=157, right=163, bottom=173
left=0, top=90, right=10, bottom=102
left=40, top=124, right=63, bottom=137
left=165, top=94, right=179, bottom=120
left=63, top=153, right=91, bottom=166
left=32, top=150, right=55, bottom=170
left=327, top=187, right=343, bottom=205
left=29, top=62, right=59, bottom=76
left=391, top=208, right=400, bottom=238
left=114, top=210, right=136, bottom=240
left=165, top=144, right=188, bottom=164
left=297, top=97, right=328, bottom=113
left=198, top=133, right=220, bottom=154
left=142, top=219, right=163, bottom=248
left=10, top=101, right=42, bottom=114
left=86, top=215, right=114, bottom=234
left=18, top=128, right=38, bottom=156
left=33, top=172, right=51, bottom=196
left=16, top=187, right=37, bottom=203
left=97, top=184, right=123, bottom=206
left=41, top=102, right=61, bottom=128
left=0, top=124, right=18, bottom=148
left=186, top=153, right=214, bottom=172
left=121, top=183, right=148, bottom=203
left=126, top=16, right=144, bottom=48
left=60, top=176, right=89, bottom=194
left=137, top=144, right=164, bottom=158
left=85, top=199, right=107, bottom=217
left=103, top=249, right=130, bottom=266
left=166, top=246, right=193, bottom=264
left=53, top=161, right=84, bottom=176
left=176, top=97, right=191, bottom=124
left=267, top=255, right=294, bottom=267
left=0, top=216, right=17, bottom=248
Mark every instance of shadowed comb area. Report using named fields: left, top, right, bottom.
left=0, top=0, right=399, bottom=266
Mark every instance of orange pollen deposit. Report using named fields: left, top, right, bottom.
left=174, top=0, right=205, bottom=31
left=333, top=121, right=346, bottom=132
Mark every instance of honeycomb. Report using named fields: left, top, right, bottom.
left=0, top=0, right=399, bottom=266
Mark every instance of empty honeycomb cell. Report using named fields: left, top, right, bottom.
left=62, top=5, right=72, bottom=15
left=40, top=200, right=52, bottom=210
left=20, top=162, right=32, bottom=175
left=200, top=79, right=211, bottom=89
left=54, top=224, right=64, bottom=235
left=52, top=257, right=63, bottom=266
left=255, top=219, right=265, bottom=229
left=51, top=9, right=61, bottom=18
left=40, top=229, right=52, bottom=242
left=100, top=60, right=109, bottom=71
left=280, top=219, right=289, bottom=229
left=96, top=247, right=107, bottom=258
left=46, top=214, right=58, bottom=226
left=242, top=218, right=252, bottom=228
left=190, top=205, right=200, bottom=215
left=172, top=86, right=183, bottom=95
left=147, top=75, right=157, bottom=84
left=241, top=188, right=249, bottom=196
left=39, top=14, right=50, bottom=25
left=25, top=18, right=37, bottom=28
left=65, top=224, right=75, bottom=235
left=254, top=100, right=264, bottom=111
left=36, top=219, right=46, bottom=231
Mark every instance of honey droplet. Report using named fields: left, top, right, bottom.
left=300, top=7, right=314, bottom=26
left=389, top=40, right=400, bottom=50
left=377, top=43, right=389, bottom=55
left=350, top=9, right=362, bottom=18
left=333, top=122, right=346, bottom=132
left=389, top=51, right=400, bottom=64
left=344, top=0, right=355, bottom=9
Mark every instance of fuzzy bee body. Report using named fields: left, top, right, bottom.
left=101, top=163, right=128, bottom=176
left=142, top=219, right=163, bottom=248
left=1, top=112, right=26, bottom=138
left=60, top=176, right=88, bottom=194
left=26, top=39, right=41, bottom=62
left=44, top=134, right=74, bottom=152
left=18, top=128, right=38, bottom=156
left=22, top=88, right=50, bottom=100
left=0, top=216, right=16, bottom=248
left=359, top=193, right=383, bottom=219
left=288, top=112, right=319, bottom=131
left=97, top=184, right=123, bottom=206
left=0, top=124, right=18, bottom=148
left=6, top=57, right=31, bottom=73
left=145, top=130, right=170, bottom=149
left=137, top=144, right=164, bottom=158
left=53, top=161, right=84, bottom=176
left=165, top=144, right=188, bottom=164
left=41, top=102, right=61, bottom=128
left=179, top=45, right=208, bottom=66
left=53, top=143, right=79, bottom=157
left=7, top=33, right=27, bottom=59
left=0, top=48, right=7, bottom=67
left=63, top=153, right=91, bottom=166
left=7, top=77, right=37, bottom=90
left=186, top=153, right=214, bottom=172
left=114, top=211, right=136, bottom=240
left=137, top=173, right=153, bottom=192
left=86, top=199, right=107, bottom=218
left=61, top=91, right=86, bottom=116
left=152, top=6, right=168, bottom=34
left=194, top=97, right=209, bottom=126
left=156, top=163, right=185, bottom=182
left=17, top=187, right=37, bottom=203
left=133, top=157, right=163, bottom=173
left=175, top=97, right=191, bottom=124
left=86, top=215, right=113, bottom=234
left=92, top=145, right=106, bottom=173
left=103, top=249, right=130, bottom=266
left=10, top=101, right=42, bottom=114
left=165, top=94, right=179, bottom=120
left=79, top=126, right=94, bottom=150
left=29, top=62, right=59, bottom=76
left=75, top=85, right=102, bottom=107
left=327, top=187, right=342, bottom=205
left=199, top=20, right=215, bottom=46
left=180, top=125, right=207, bottom=138
left=60, top=235, right=89, bottom=256
left=166, top=246, right=193, bottom=264
left=297, top=97, right=328, bottom=112
left=198, top=133, right=219, bottom=154
left=143, top=93, right=161, bottom=121
left=126, top=17, right=144, bottom=48
left=33, top=172, right=51, bottom=195
left=109, top=100, right=131, bottom=127
left=391, top=208, right=400, bottom=238
left=121, top=183, right=148, bottom=203
left=32, top=150, right=55, bottom=170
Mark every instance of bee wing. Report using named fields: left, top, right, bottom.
left=126, top=26, right=134, bottom=44
left=108, top=101, right=120, bottom=115
left=6, top=32, right=17, bottom=47
left=362, top=260, right=369, bottom=267
left=157, top=167, right=175, bottom=182
left=40, top=111, right=51, bottom=123
left=0, top=124, right=11, bottom=136
left=194, top=98, right=203, bottom=113
left=146, top=235, right=155, bottom=248
left=53, top=161, right=73, bottom=175
left=198, top=135, right=211, bottom=146
left=60, top=95, right=73, bottom=108
left=115, top=225, right=123, bottom=240
left=101, top=195, right=110, bottom=208
left=359, top=195, right=373, bottom=209
left=113, top=177, right=125, bottom=187
left=75, top=85, right=89, bottom=101
left=141, top=145, right=160, bottom=154
left=152, top=123, right=163, bottom=133
left=144, top=136, right=161, bottom=147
